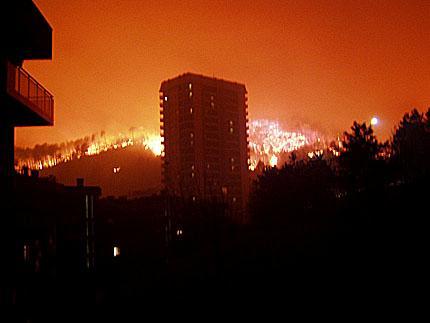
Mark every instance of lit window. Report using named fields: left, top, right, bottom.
left=229, top=120, right=233, bottom=126
left=176, top=228, right=183, bottom=236
left=230, top=158, right=234, bottom=163
left=164, top=96, right=168, bottom=101
left=229, top=127, right=234, bottom=133
left=113, top=246, right=120, bottom=257
left=190, top=140, right=194, bottom=146
left=190, top=108, right=193, bottom=114
left=190, top=132, right=194, bottom=138
left=191, top=165, right=195, bottom=170
left=232, top=197, right=237, bottom=203
left=231, top=165, right=235, bottom=171
left=210, top=102, right=215, bottom=108
left=23, top=244, right=30, bottom=262
left=222, top=186, right=228, bottom=196
left=188, top=83, right=192, bottom=90
left=210, top=95, right=214, bottom=101
left=207, top=163, right=210, bottom=169
left=189, top=92, right=193, bottom=98
left=113, top=167, right=121, bottom=174
left=192, top=196, right=196, bottom=202
left=191, top=172, right=195, bottom=178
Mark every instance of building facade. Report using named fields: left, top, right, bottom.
left=160, top=73, right=250, bottom=222
left=0, top=0, right=54, bottom=178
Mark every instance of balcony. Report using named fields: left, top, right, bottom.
left=5, top=61, right=53, bottom=126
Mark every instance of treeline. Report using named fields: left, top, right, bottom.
left=251, top=108, right=430, bottom=223
left=15, top=134, right=98, bottom=161
left=246, top=108, right=429, bottom=292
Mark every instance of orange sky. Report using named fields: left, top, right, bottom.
left=17, top=0, right=430, bottom=147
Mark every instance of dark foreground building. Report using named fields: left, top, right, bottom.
left=4, top=174, right=101, bottom=305
left=0, top=1, right=105, bottom=306
left=0, top=0, right=54, bottom=178
left=0, top=0, right=54, bottom=304
left=160, top=73, right=250, bottom=222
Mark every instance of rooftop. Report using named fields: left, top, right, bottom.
left=160, top=72, right=247, bottom=90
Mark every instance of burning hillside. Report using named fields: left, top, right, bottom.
left=15, top=127, right=162, bottom=171
left=248, top=119, right=322, bottom=168
left=39, top=144, right=162, bottom=198
left=15, top=120, right=329, bottom=196
left=16, top=120, right=324, bottom=172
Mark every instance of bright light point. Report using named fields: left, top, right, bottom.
left=371, top=117, right=379, bottom=126
left=269, top=155, right=278, bottom=167
left=113, top=246, right=120, bottom=257
left=146, top=135, right=162, bottom=156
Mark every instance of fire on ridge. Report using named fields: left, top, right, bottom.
left=16, top=119, right=326, bottom=171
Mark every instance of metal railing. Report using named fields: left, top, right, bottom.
left=7, top=61, right=54, bottom=122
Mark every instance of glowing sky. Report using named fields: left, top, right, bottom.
left=17, top=0, right=430, bottom=147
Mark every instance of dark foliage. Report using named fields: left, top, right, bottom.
left=391, top=108, right=430, bottom=182
left=250, top=158, right=335, bottom=227
left=339, top=121, right=388, bottom=190
left=246, top=109, right=428, bottom=297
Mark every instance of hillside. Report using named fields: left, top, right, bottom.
left=41, top=145, right=162, bottom=198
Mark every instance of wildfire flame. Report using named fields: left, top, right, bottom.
left=248, top=119, right=321, bottom=168
left=15, top=128, right=162, bottom=171
left=16, top=119, right=326, bottom=171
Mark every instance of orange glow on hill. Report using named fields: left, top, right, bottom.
left=16, top=120, right=325, bottom=171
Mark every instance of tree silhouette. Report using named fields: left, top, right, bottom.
left=250, top=158, right=335, bottom=227
left=391, top=108, right=430, bottom=183
left=339, top=121, right=386, bottom=190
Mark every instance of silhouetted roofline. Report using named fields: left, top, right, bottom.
left=30, top=0, right=53, bottom=31
left=160, top=72, right=247, bottom=92
left=1, top=0, right=53, bottom=61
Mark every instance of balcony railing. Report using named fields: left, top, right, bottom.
left=7, top=61, right=54, bottom=123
